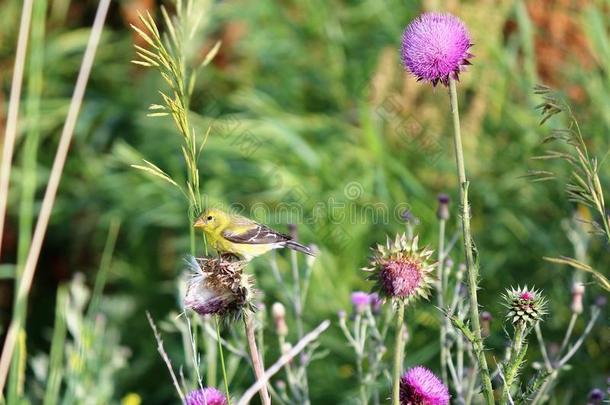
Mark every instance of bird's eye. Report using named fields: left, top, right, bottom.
left=207, top=215, right=213, bottom=221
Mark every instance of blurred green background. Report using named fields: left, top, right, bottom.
left=0, top=0, right=608, bottom=403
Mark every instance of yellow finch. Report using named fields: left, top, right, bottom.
left=194, top=208, right=315, bottom=260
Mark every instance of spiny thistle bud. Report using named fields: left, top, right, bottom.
left=185, top=387, right=228, bottom=405
left=184, top=257, right=254, bottom=321
left=399, top=366, right=450, bottom=405
left=502, top=286, right=547, bottom=328
left=363, top=234, right=435, bottom=305
left=271, top=302, right=288, bottom=337
left=571, top=283, right=585, bottom=314
left=436, top=194, right=450, bottom=221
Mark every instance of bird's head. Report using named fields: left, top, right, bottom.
left=194, top=208, right=229, bottom=233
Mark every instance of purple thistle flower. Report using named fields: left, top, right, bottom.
left=185, top=387, right=228, bottom=405
left=400, top=366, right=450, bottom=405
left=401, top=12, right=473, bottom=86
left=351, top=291, right=370, bottom=314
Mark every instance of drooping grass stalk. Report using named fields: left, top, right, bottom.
left=42, top=285, right=68, bottom=405
left=131, top=3, right=231, bottom=395
left=7, top=0, right=48, bottom=400
left=448, top=77, right=494, bottom=404
left=391, top=302, right=405, bottom=405
left=0, top=0, right=34, bottom=260
left=0, top=0, right=111, bottom=392
left=244, top=315, right=271, bottom=405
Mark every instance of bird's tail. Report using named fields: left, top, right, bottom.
left=285, top=240, right=315, bottom=256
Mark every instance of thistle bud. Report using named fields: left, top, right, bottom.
left=369, top=292, right=382, bottom=315
left=480, top=311, right=492, bottom=337
left=363, top=234, right=435, bottom=305
left=595, top=295, right=607, bottom=308
left=436, top=194, right=450, bottom=220
left=588, top=388, right=605, bottom=405
left=351, top=291, right=370, bottom=314
left=571, top=283, right=585, bottom=314
left=306, top=244, right=319, bottom=268
left=271, top=302, right=288, bottom=337
left=502, top=286, right=547, bottom=328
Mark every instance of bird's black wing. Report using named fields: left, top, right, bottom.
left=222, top=223, right=291, bottom=245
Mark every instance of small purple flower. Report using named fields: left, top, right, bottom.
left=588, top=388, right=605, bottom=404
left=185, top=387, right=228, bottom=405
left=401, top=12, right=473, bottom=86
left=351, top=291, right=370, bottom=314
left=400, top=366, right=450, bottom=405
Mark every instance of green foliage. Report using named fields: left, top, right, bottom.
left=1, top=0, right=609, bottom=403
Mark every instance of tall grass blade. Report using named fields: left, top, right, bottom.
left=0, top=0, right=111, bottom=392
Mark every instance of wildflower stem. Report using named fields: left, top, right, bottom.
left=437, top=217, right=448, bottom=386
left=216, top=316, right=231, bottom=405
left=392, top=302, right=405, bottom=405
left=448, top=77, right=494, bottom=404
left=501, top=323, right=526, bottom=404
left=244, top=315, right=271, bottom=405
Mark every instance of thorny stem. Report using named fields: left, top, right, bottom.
left=501, top=324, right=526, bottom=404
left=392, top=303, right=405, bottom=405
left=448, top=78, right=494, bottom=404
left=244, top=315, right=271, bottom=405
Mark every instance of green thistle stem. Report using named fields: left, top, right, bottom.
left=501, top=323, right=526, bottom=404
left=392, top=302, right=405, bottom=405
left=448, top=78, right=494, bottom=404
left=437, top=217, right=448, bottom=386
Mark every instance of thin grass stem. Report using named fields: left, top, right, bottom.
left=0, top=0, right=35, bottom=260
left=0, top=0, right=111, bottom=392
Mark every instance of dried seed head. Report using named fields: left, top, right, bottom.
left=184, top=257, right=255, bottom=321
left=502, top=286, right=547, bottom=328
left=363, top=234, right=435, bottom=305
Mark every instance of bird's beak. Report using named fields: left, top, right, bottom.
left=193, top=216, right=205, bottom=228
